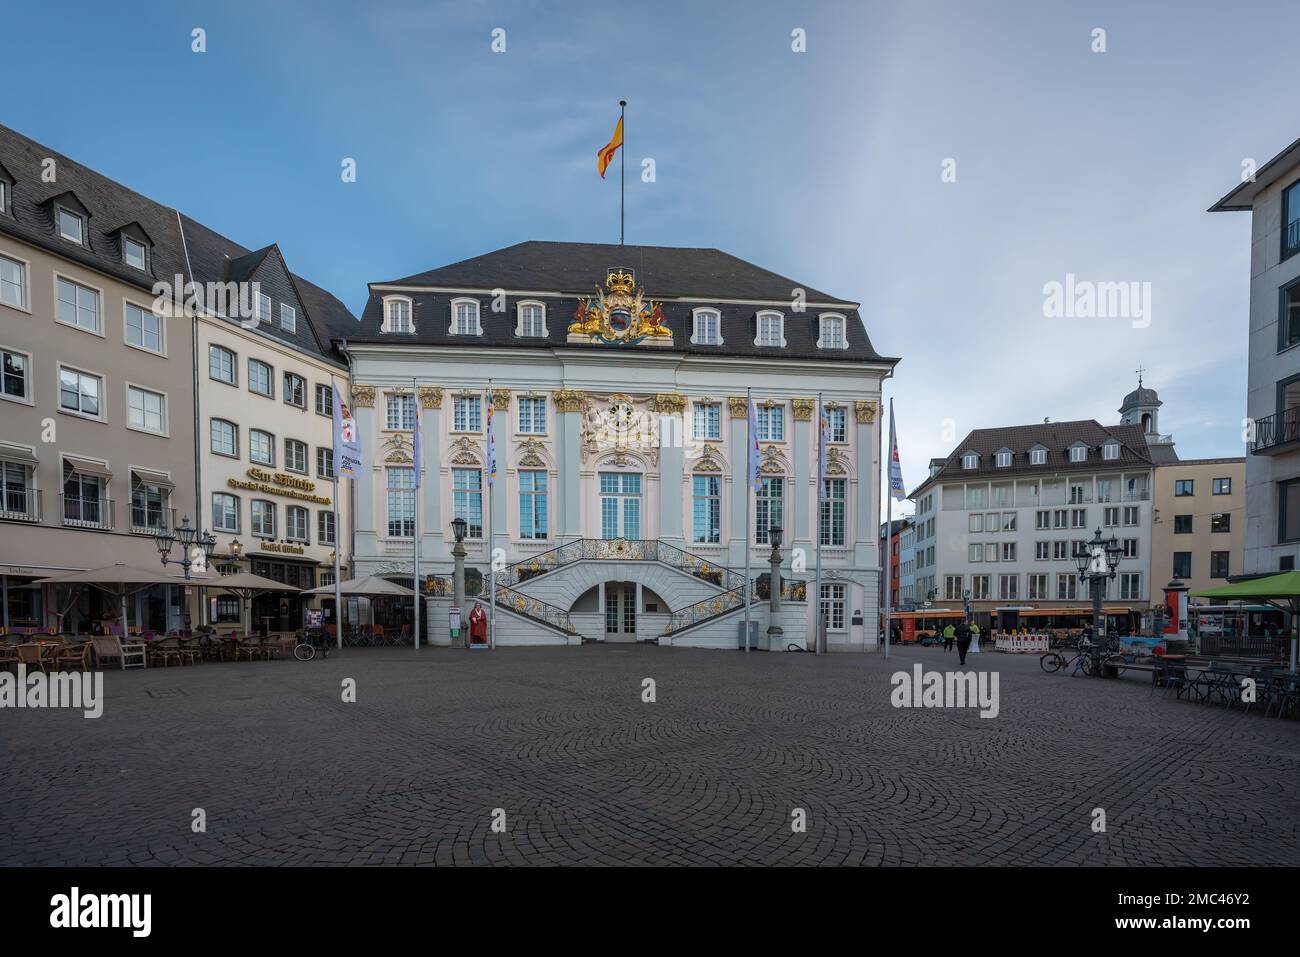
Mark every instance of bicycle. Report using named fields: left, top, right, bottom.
left=293, top=631, right=330, bottom=661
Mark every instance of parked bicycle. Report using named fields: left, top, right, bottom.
left=293, top=631, right=330, bottom=661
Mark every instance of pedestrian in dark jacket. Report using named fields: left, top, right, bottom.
left=956, top=621, right=972, bottom=665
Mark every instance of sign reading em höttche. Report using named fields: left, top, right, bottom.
left=228, top=467, right=333, bottom=506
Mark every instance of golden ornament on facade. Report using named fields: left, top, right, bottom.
left=792, top=398, right=815, bottom=422
left=652, top=393, right=687, bottom=415
left=350, top=385, right=376, bottom=408
left=855, top=400, right=877, bottom=424
left=553, top=388, right=587, bottom=413
left=491, top=388, right=511, bottom=410
left=418, top=386, right=443, bottom=409
left=567, top=269, right=673, bottom=345
left=727, top=396, right=748, bottom=418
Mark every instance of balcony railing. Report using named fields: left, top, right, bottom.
left=60, top=495, right=113, bottom=530
left=1251, top=408, right=1300, bottom=455
left=0, top=487, right=41, bottom=523
left=130, top=505, right=175, bottom=536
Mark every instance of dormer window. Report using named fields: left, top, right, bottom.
left=257, top=293, right=271, bottom=326
left=961, top=452, right=978, bottom=470
left=516, top=300, right=547, bottom=338
left=279, top=303, right=297, bottom=333
left=755, top=310, right=786, bottom=347
left=57, top=207, right=84, bottom=244
left=450, top=298, right=482, bottom=336
left=817, top=313, right=848, bottom=349
left=383, top=297, right=413, bottom=333
left=692, top=308, right=722, bottom=345
left=1102, top=441, right=1120, bottom=461
left=995, top=449, right=1012, bottom=468
left=123, top=236, right=147, bottom=271
left=0, top=181, right=6, bottom=214
left=1069, top=444, right=1087, bottom=463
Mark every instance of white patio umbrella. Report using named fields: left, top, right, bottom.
left=206, top=571, right=303, bottom=637
left=302, top=576, right=416, bottom=643
left=33, top=563, right=195, bottom=640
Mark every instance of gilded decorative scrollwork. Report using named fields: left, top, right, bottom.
left=553, top=388, right=587, bottom=413
left=418, top=386, right=443, bottom=409
left=491, top=388, right=511, bottom=410
left=855, top=400, right=877, bottom=424
left=727, top=396, right=747, bottom=418
left=350, top=385, right=376, bottom=408
left=652, top=392, right=687, bottom=415
left=792, top=398, right=815, bottom=422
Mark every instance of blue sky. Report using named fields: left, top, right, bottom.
left=1, top=0, right=1293, bottom=512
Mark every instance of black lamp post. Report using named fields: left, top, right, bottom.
left=1072, top=527, right=1122, bottom=675
left=155, top=515, right=218, bottom=580
left=451, top=517, right=468, bottom=646
left=767, top=525, right=784, bottom=651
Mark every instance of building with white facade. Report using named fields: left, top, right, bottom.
left=908, top=416, right=1156, bottom=625
left=1211, top=137, right=1300, bottom=575
left=339, top=241, right=896, bottom=650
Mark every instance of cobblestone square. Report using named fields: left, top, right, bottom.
left=3, top=645, right=1297, bottom=866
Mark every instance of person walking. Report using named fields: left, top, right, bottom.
left=943, top=622, right=956, bottom=652
left=969, top=622, right=982, bottom=655
left=956, top=620, right=972, bottom=665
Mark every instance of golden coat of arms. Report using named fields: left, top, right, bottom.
left=567, top=269, right=673, bottom=346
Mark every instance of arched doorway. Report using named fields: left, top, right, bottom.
left=571, top=581, right=668, bottom=642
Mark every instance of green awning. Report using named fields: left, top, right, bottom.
left=1193, top=571, right=1300, bottom=600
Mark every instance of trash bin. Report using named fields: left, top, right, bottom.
left=737, top=619, right=759, bottom=650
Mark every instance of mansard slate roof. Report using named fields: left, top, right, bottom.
left=911, top=419, right=1154, bottom=496
left=0, top=123, right=355, bottom=364
left=354, top=240, right=892, bottom=363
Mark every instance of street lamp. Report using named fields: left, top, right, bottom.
left=228, top=537, right=243, bottom=560
left=155, top=515, right=217, bottom=580
left=1073, top=527, right=1122, bottom=676
left=767, top=524, right=784, bottom=652
left=451, top=516, right=468, bottom=647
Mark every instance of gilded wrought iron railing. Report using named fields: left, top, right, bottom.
left=663, top=579, right=807, bottom=635
left=423, top=573, right=576, bottom=635
left=498, top=538, right=743, bottom=590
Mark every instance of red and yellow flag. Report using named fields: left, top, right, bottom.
left=596, top=116, right=623, bottom=179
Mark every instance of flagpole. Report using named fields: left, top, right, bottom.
left=618, top=100, right=626, bottom=246
left=487, top=379, right=496, bottom=650
left=814, top=393, right=824, bottom=656
left=883, top=398, right=893, bottom=660
left=744, top=387, right=752, bottom=655
left=331, top=376, right=343, bottom=652
left=412, top=377, right=421, bottom=651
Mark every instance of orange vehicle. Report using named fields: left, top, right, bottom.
left=889, top=609, right=966, bottom=644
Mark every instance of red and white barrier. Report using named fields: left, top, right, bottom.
left=994, top=633, right=1049, bottom=653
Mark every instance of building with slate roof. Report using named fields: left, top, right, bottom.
left=0, top=123, right=357, bottom=634
left=339, top=242, right=897, bottom=650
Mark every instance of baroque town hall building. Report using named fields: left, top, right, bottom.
left=341, top=242, right=896, bottom=649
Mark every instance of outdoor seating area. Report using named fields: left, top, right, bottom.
left=0, top=629, right=302, bottom=672
left=1150, top=658, right=1299, bottom=718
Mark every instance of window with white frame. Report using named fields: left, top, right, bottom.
left=519, top=469, right=548, bottom=539
left=317, top=447, right=334, bottom=479
left=315, top=383, right=332, bottom=416
left=692, top=474, right=722, bottom=544
left=1027, top=574, right=1048, bottom=600
left=756, top=404, right=784, bottom=441
left=123, top=236, right=147, bottom=271
left=283, top=372, right=306, bottom=408
left=820, top=477, right=846, bottom=546
left=693, top=402, right=721, bottom=440
left=819, top=583, right=846, bottom=631
left=962, top=452, right=978, bottom=469
left=250, top=429, right=274, bottom=465
left=62, top=463, right=105, bottom=527
left=127, top=386, right=166, bottom=434
left=58, top=367, right=101, bottom=418
left=517, top=302, right=546, bottom=337
left=56, top=277, right=99, bottom=332
left=0, top=181, right=6, bottom=214
left=1, top=347, right=29, bottom=401
left=827, top=407, right=847, bottom=443
left=1056, top=573, right=1078, bottom=600
left=248, top=359, right=272, bottom=397
left=518, top=396, right=547, bottom=434
left=257, top=293, right=271, bottom=326
left=211, top=419, right=237, bottom=457
left=0, top=254, right=26, bottom=309
left=124, top=302, right=163, bottom=353
left=129, top=474, right=169, bottom=533
left=1002, top=542, right=1016, bottom=562
left=251, top=499, right=275, bottom=538
left=971, top=575, right=990, bottom=600
left=212, top=492, right=239, bottom=533
left=285, top=439, right=308, bottom=474
left=452, top=468, right=483, bottom=538
left=755, top=311, right=785, bottom=347
left=996, top=450, right=1012, bottom=467
left=384, top=298, right=412, bottom=333
left=386, top=467, right=415, bottom=537
left=209, top=345, right=236, bottom=384
left=451, top=299, right=481, bottom=335
left=755, top=476, right=783, bottom=544
left=453, top=395, right=482, bottom=432
left=318, top=510, right=335, bottom=545
left=1120, top=573, right=1141, bottom=600
left=943, top=575, right=963, bottom=601
left=57, top=207, right=84, bottom=244
left=279, top=303, right=297, bottom=333
left=968, top=543, right=983, bottom=562
left=1122, top=538, right=1138, bottom=559
left=998, top=574, right=1018, bottom=601
left=817, top=313, right=847, bottom=349
left=1069, top=445, right=1087, bottom=463
left=1102, top=442, right=1119, bottom=460
left=692, top=308, right=722, bottom=345
left=386, top=392, right=416, bottom=430
left=286, top=505, right=308, bottom=542
left=1030, top=447, right=1047, bottom=465
left=1035, top=541, right=1049, bottom=560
